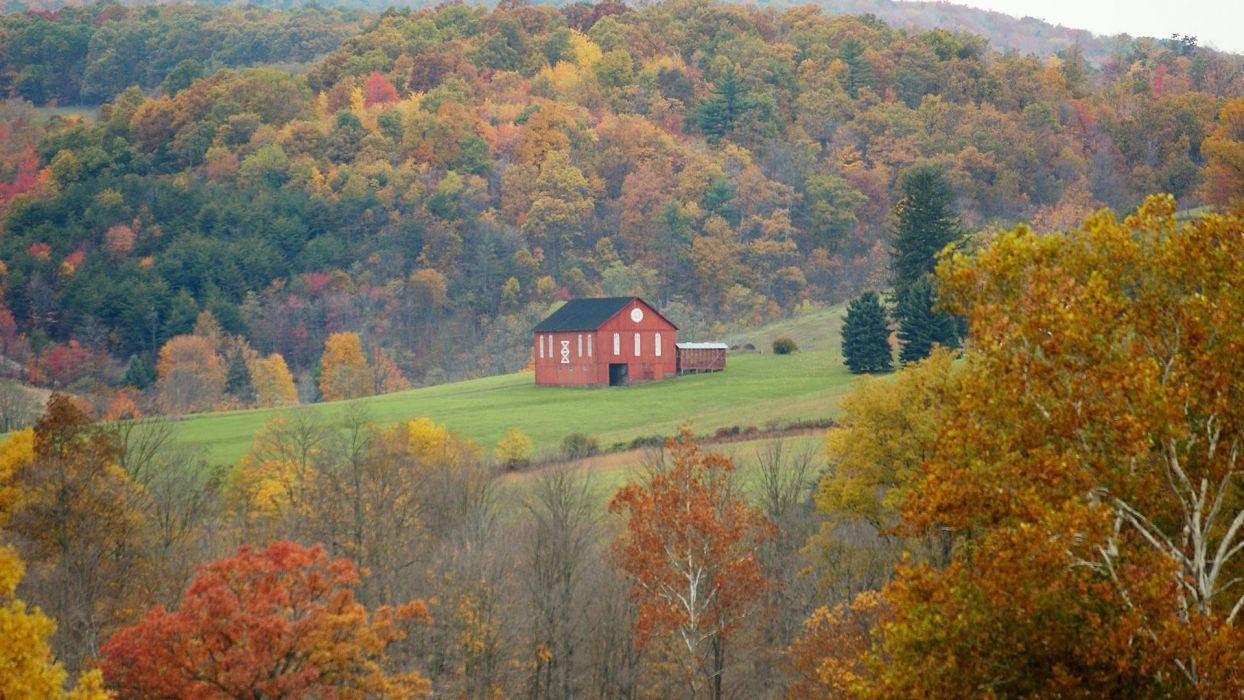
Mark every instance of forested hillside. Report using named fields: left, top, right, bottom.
left=1, top=0, right=1243, bottom=414
left=0, top=0, right=1199, bottom=66
left=0, top=4, right=363, bottom=104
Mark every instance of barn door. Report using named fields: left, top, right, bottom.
left=609, top=363, right=628, bottom=386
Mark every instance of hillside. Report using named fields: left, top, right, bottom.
left=804, top=0, right=1128, bottom=64
left=174, top=344, right=853, bottom=465
left=1, top=0, right=1241, bottom=420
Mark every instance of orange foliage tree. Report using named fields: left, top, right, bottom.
left=793, top=197, right=1244, bottom=696
left=1, top=395, right=150, bottom=674
left=100, top=541, right=430, bottom=698
left=1201, top=97, right=1244, bottom=208
left=609, top=428, right=774, bottom=699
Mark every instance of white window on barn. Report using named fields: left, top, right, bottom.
left=634, top=332, right=640, bottom=356
left=539, top=335, right=544, bottom=359
left=587, top=335, right=593, bottom=357
left=577, top=334, right=583, bottom=357
left=655, top=333, right=662, bottom=356
left=613, top=333, right=620, bottom=355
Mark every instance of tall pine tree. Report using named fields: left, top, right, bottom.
left=889, top=164, right=963, bottom=362
left=694, top=65, right=754, bottom=142
left=894, top=278, right=959, bottom=364
left=841, top=291, right=893, bottom=374
left=225, top=346, right=255, bottom=405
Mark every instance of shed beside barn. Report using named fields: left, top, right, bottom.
left=675, top=342, right=727, bottom=374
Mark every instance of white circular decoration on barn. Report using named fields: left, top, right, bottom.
left=630, top=307, right=644, bottom=323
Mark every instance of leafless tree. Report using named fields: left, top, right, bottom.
left=0, top=378, right=40, bottom=431
left=521, top=466, right=600, bottom=699
left=752, top=439, right=822, bottom=693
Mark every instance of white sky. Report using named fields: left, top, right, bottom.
left=945, top=0, right=1244, bottom=55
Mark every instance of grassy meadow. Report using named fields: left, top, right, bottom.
left=171, top=305, right=854, bottom=466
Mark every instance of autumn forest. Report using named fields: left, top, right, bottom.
left=1, top=0, right=1244, bottom=696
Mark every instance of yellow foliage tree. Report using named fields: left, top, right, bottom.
left=0, top=427, right=34, bottom=526
left=319, top=332, right=374, bottom=401
left=816, top=347, right=960, bottom=530
left=494, top=429, right=532, bottom=470
left=229, top=415, right=323, bottom=521
left=155, top=334, right=226, bottom=414
left=805, top=347, right=960, bottom=594
left=0, top=544, right=63, bottom=697
left=406, top=417, right=480, bottom=469
left=0, top=546, right=108, bottom=700
left=250, top=353, right=298, bottom=408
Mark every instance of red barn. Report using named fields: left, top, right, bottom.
left=533, top=297, right=677, bottom=387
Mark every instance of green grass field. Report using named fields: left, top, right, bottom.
left=175, top=348, right=854, bottom=465
left=171, top=305, right=853, bottom=465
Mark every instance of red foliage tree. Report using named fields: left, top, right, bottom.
left=38, top=341, right=91, bottom=386
left=363, top=72, right=398, bottom=108
left=609, top=427, right=774, bottom=699
left=100, top=541, right=429, bottom=699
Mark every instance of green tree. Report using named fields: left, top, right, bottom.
left=840, top=37, right=875, bottom=99
left=889, top=165, right=963, bottom=362
left=694, top=65, right=754, bottom=142
left=841, top=292, right=892, bottom=374
left=225, top=347, right=255, bottom=405
left=894, top=278, right=958, bottom=364
left=161, top=59, right=203, bottom=97
left=805, top=175, right=866, bottom=252
left=122, top=355, right=156, bottom=390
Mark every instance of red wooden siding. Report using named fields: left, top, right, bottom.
left=533, top=298, right=677, bottom=387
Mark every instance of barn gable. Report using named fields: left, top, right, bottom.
left=534, top=297, right=678, bottom=333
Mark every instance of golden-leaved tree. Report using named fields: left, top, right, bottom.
left=319, top=332, right=374, bottom=401
left=250, top=352, right=298, bottom=407
left=805, top=346, right=960, bottom=598
left=792, top=197, right=1244, bottom=696
left=0, top=546, right=109, bottom=700
left=156, top=334, right=226, bottom=414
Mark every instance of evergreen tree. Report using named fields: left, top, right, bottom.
left=889, top=164, right=963, bottom=362
left=894, top=278, right=958, bottom=364
left=890, top=164, right=962, bottom=290
left=694, top=65, right=753, bottom=141
left=225, top=347, right=255, bottom=405
left=122, top=354, right=156, bottom=389
left=841, top=291, right=893, bottom=374
left=840, top=37, right=875, bottom=98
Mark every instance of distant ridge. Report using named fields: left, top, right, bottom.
left=764, top=0, right=1130, bottom=64
left=1, top=0, right=1223, bottom=65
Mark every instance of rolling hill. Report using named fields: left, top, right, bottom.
left=172, top=304, right=854, bottom=465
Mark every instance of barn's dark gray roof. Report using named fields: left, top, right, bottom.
left=533, top=297, right=636, bottom=332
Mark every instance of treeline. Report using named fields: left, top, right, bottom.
left=3, top=199, right=1242, bottom=697
left=0, top=2, right=362, bottom=104
left=1, top=0, right=1243, bottom=414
